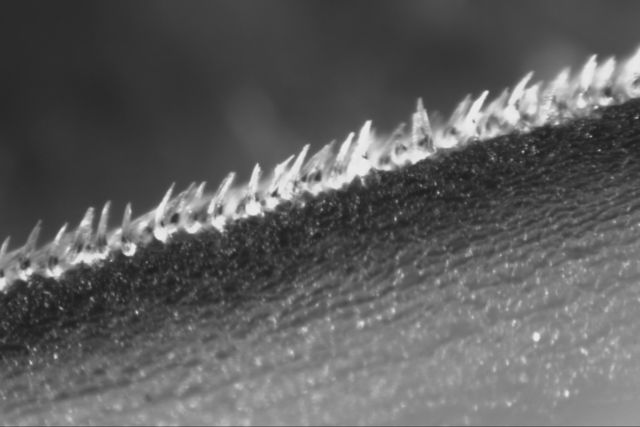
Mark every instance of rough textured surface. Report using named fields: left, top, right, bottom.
left=2, top=100, right=640, bottom=424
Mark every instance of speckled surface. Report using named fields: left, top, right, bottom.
left=2, top=101, right=640, bottom=424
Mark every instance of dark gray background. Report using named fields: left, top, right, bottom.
left=0, top=0, right=639, bottom=243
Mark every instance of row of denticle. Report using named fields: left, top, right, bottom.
left=1, top=49, right=640, bottom=292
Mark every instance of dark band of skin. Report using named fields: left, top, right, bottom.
left=2, top=100, right=640, bottom=424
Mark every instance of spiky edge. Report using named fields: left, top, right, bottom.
left=1, top=48, right=640, bottom=292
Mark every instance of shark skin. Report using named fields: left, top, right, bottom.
left=2, top=50, right=640, bottom=424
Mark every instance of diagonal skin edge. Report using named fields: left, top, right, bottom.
left=0, top=47, right=639, bottom=292
left=3, top=94, right=640, bottom=423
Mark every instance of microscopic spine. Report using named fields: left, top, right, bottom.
left=1, top=48, right=640, bottom=292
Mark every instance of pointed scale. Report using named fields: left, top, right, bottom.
left=95, top=201, right=111, bottom=257
left=618, top=47, right=640, bottom=98
left=280, top=144, right=310, bottom=200
left=326, top=133, right=355, bottom=189
left=448, top=94, right=473, bottom=128
left=208, top=172, right=236, bottom=231
left=153, top=183, right=175, bottom=243
left=176, top=182, right=197, bottom=212
left=241, top=163, right=263, bottom=217
left=541, top=68, right=571, bottom=123
left=335, top=132, right=357, bottom=186
left=16, top=220, right=42, bottom=279
left=120, top=203, right=137, bottom=257
left=412, top=98, right=434, bottom=153
left=0, top=236, right=11, bottom=292
left=460, top=90, right=489, bottom=141
left=0, top=236, right=11, bottom=289
left=53, top=224, right=69, bottom=251
left=71, top=208, right=95, bottom=265
left=300, top=141, right=335, bottom=195
left=24, top=221, right=42, bottom=255
left=477, top=89, right=509, bottom=138
left=575, top=55, right=599, bottom=110
left=388, top=122, right=411, bottom=168
left=347, top=120, right=374, bottom=180
left=269, top=155, right=295, bottom=196
left=183, top=181, right=208, bottom=234
left=436, top=95, right=472, bottom=150
left=265, top=155, right=295, bottom=210
left=509, top=71, right=534, bottom=107
left=519, top=83, right=543, bottom=127
left=170, top=183, right=197, bottom=234
left=0, top=236, right=10, bottom=264
left=504, top=71, right=534, bottom=126
left=0, top=237, right=10, bottom=291
left=594, top=57, right=617, bottom=106
left=579, top=55, right=598, bottom=92
left=46, top=223, right=69, bottom=277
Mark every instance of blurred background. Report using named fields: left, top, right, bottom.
left=0, top=1, right=639, bottom=243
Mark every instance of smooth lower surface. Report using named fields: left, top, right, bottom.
left=2, top=101, right=640, bottom=424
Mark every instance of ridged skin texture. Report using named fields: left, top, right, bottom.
left=2, top=100, right=640, bottom=424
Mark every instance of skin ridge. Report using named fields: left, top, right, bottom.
left=2, top=98, right=640, bottom=348
left=1, top=49, right=640, bottom=292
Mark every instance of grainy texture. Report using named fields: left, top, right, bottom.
left=2, top=100, right=640, bottom=424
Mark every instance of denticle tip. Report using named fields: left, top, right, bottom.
left=70, top=207, right=96, bottom=265
left=510, top=71, right=534, bottom=106
left=355, top=120, right=373, bottom=154
left=53, top=223, right=69, bottom=249
left=299, top=141, right=335, bottom=194
left=78, top=207, right=95, bottom=234
left=280, top=144, right=310, bottom=200
left=248, top=163, right=262, bottom=193
left=25, top=220, right=43, bottom=253
left=346, top=120, right=374, bottom=179
left=336, top=132, right=355, bottom=168
left=122, top=203, right=133, bottom=231
left=155, top=183, right=175, bottom=226
left=195, top=181, right=207, bottom=200
left=240, top=163, right=263, bottom=217
left=208, top=172, right=236, bottom=230
left=181, top=182, right=208, bottom=234
left=120, top=203, right=137, bottom=257
left=96, top=201, right=111, bottom=251
left=16, top=220, right=42, bottom=278
left=325, top=133, right=354, bottom=189
left=291, top=144, right=310, bottom=178
left=412, top=97, right=434, bottom=153
left=45, top=223, right=69, bottom=277
left=262, top=157, right=294, bottom=211
left=98, top=201, right=111, bottom=235
left=0, top=236, right=10, bottom=261
left=152, top=183, right=176, bottom=242
left=274, top=155, right=294, bottom=184
left=460, top=90, right=489, bottom=138
left=594, top=57, right=616, bottom=92
left=580, top=55, right=598, bottom=92
left=208, top=172, right=236, bottom=215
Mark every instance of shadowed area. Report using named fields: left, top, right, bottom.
left=2, top=101, right=640, bottom=424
